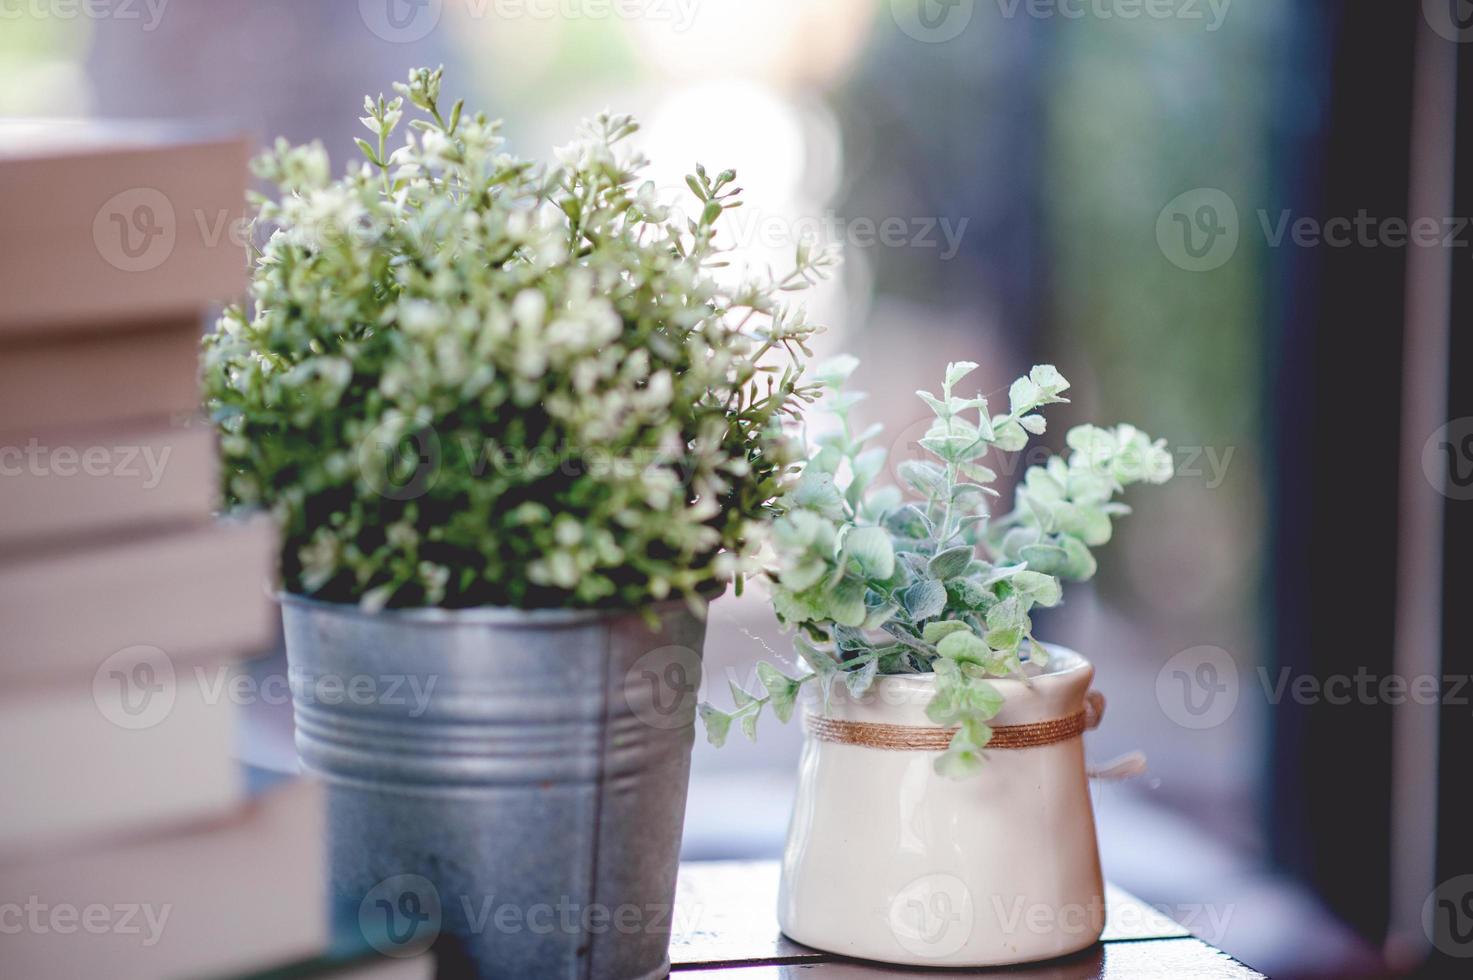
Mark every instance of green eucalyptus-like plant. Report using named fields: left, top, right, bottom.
left=699, top=359, right=1173, bottom=777
left=204, top=67, right=836, bottom=611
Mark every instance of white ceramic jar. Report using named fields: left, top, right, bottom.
left=777, top=645, right=1105, bottom=968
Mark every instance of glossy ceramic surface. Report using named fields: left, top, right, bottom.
left=778, top=646, right=1105, bottom=967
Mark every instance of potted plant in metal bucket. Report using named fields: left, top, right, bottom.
left=204, top=67, right=832, bottom=979
left=701, top=359, right=1173, bottom=967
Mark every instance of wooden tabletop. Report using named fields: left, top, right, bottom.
left=670, top=862, right=1265, bottom=979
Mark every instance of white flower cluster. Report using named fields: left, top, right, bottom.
left=205, top=67, right=837, bottom=611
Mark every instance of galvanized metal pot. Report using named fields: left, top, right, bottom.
left=281, top=594, right=709, bottom=980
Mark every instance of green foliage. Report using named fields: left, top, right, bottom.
left=203, top=67, right=836, bottom=611
left=699, top=360, right=1173, bottom=777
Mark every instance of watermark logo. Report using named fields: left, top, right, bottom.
left=1423, top=0, right=1473, bottom=43
left=93, top=187, right=175, bottom=273
left=0, top=898, right=171, bottom=945
left=887, top=872, right=974, bottom=958
left=1423, top=418, right=1473, bottom=502
left=1156, top=188, right=1239, bottom=272
left=1425, top=875, right=1473, bottom=957
left=718, top=208, right=969, bottom=262
left=0, top=0, right=170, bottom=31
left=92, top=646, right=176, bottom=730
left=992, top=0, right=1231, bottom=31
left=0, top=438, right=172, bottom=487
left=359, top=0, right=442, bottom=42
left=361, top=874, right=442, bottom=957
left=625, top=645, right=703, bottom=730
left=891, top=0, right=975, bottom=42
left=1155, top=645, right=1239, bottom=729
left=358, top=420, right=442, bottom=500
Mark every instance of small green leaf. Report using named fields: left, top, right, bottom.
left=1008, top=376, right=1041, bottom=415
left=936, top=629, right=988, bottom=666
left=844, top=657, right=879, bottom=698
left=981, top=562, right=1028, bottom=586
left=945, top=361, right=980, bottom=389
left=927, top=545, right=974, bottom=581
left=916, top=389, right=950, bottom=417
left=986, top=596, right=1028, bottom=633
left=983, top=626, right=1021, bottom=652
left=792, top=469, right=846, bottom=520
left=827, top=576, right=868, bottom=627
left=1019, top=542, right=1069, bottom=575
left=739, top=703, right=762, bottom=740
left=945, top=576, right=994, bottom=610
left=863, top=601, right=900, bottom=630
left=354, top=138, right=382, bottom=166
left=780, top=558, right=827, bottom=592
left=844, top=526, right=895, bottom=580
left=757, top=661, right=804, bottom=723
left=1058, top=536, right=1098, bottom=580
left=898, top=460, right=945, bottom=496
left=698, top=704, right=732, bottom=747
left=959, top=461, right=998, bottom=484
left=901, top=579, right=947, bottom=621
left=1029, top=364, right=1069, bottom=394
left=729, top=681, right=756, bottom=708
left=922, top=620, right=971, bottom=644
left=934, top=744, right=985, bottom=779
left=1011, top=570, right=1062, bottom=607
left=992, top=418, right=1028, bottom=452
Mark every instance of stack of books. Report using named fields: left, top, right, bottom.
left=0, top=123, right=427, bottom=979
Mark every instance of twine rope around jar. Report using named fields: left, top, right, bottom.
left=803, top=690, right=1106, bottom=751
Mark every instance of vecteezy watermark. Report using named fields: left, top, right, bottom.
left=91, top=190, right=258, bottom=274
left=0, top=898, right=171, bottom=946
left=891, top=0, right=1228, bottom=42
left=357, top=874, right=702, bottom=957
left=358, top=0, right=699, bottom=43
left=272, top=668, right=440, bottom=717
left=1256, top=667, right=1473, bottom=711
left=718, top=208, right=970, bottom=262
left=459, top=895, right=696, bottom=937
left=890, top=0, right=974, bottom=42
left=93, top=187, right=176, bottom=273
left=992, top=0, right=1230, bottom=31
left=1155, top=645, right=1239, bottom=729
left=1158, top=187, right=1473, bottom=272
left=885, top=417, right=1238, bottom=492
left=1423, top=0, right=1473, bottom=43
left=0, top=438, right=172, bottom=488
left=984, top=895, right=1234, bottom=944
left=1155, top=656, right=1473, bottom=729
left=358, top=419, right=443, bottom=501
left=624, top=645, right=703, bottom=730
left=0, top=0, right=169, bottom=30
left=1425, top=875, right=1473, bottom=958
left=1256, top=210, right=1472, bottom=251
left=887, top=873, right=974, bottom=958
left=91, top=648, right=441, bottom=730
left=361, top=875, right=442, bottom=958
left=92, top=646, right=177, bottom=730
left=1423, top=418, right=1473, bottom=502
left=1155, top=188, right=1240, bottom=272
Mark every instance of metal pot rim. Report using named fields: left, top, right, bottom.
left=277, top=589, right=707, bottom=628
